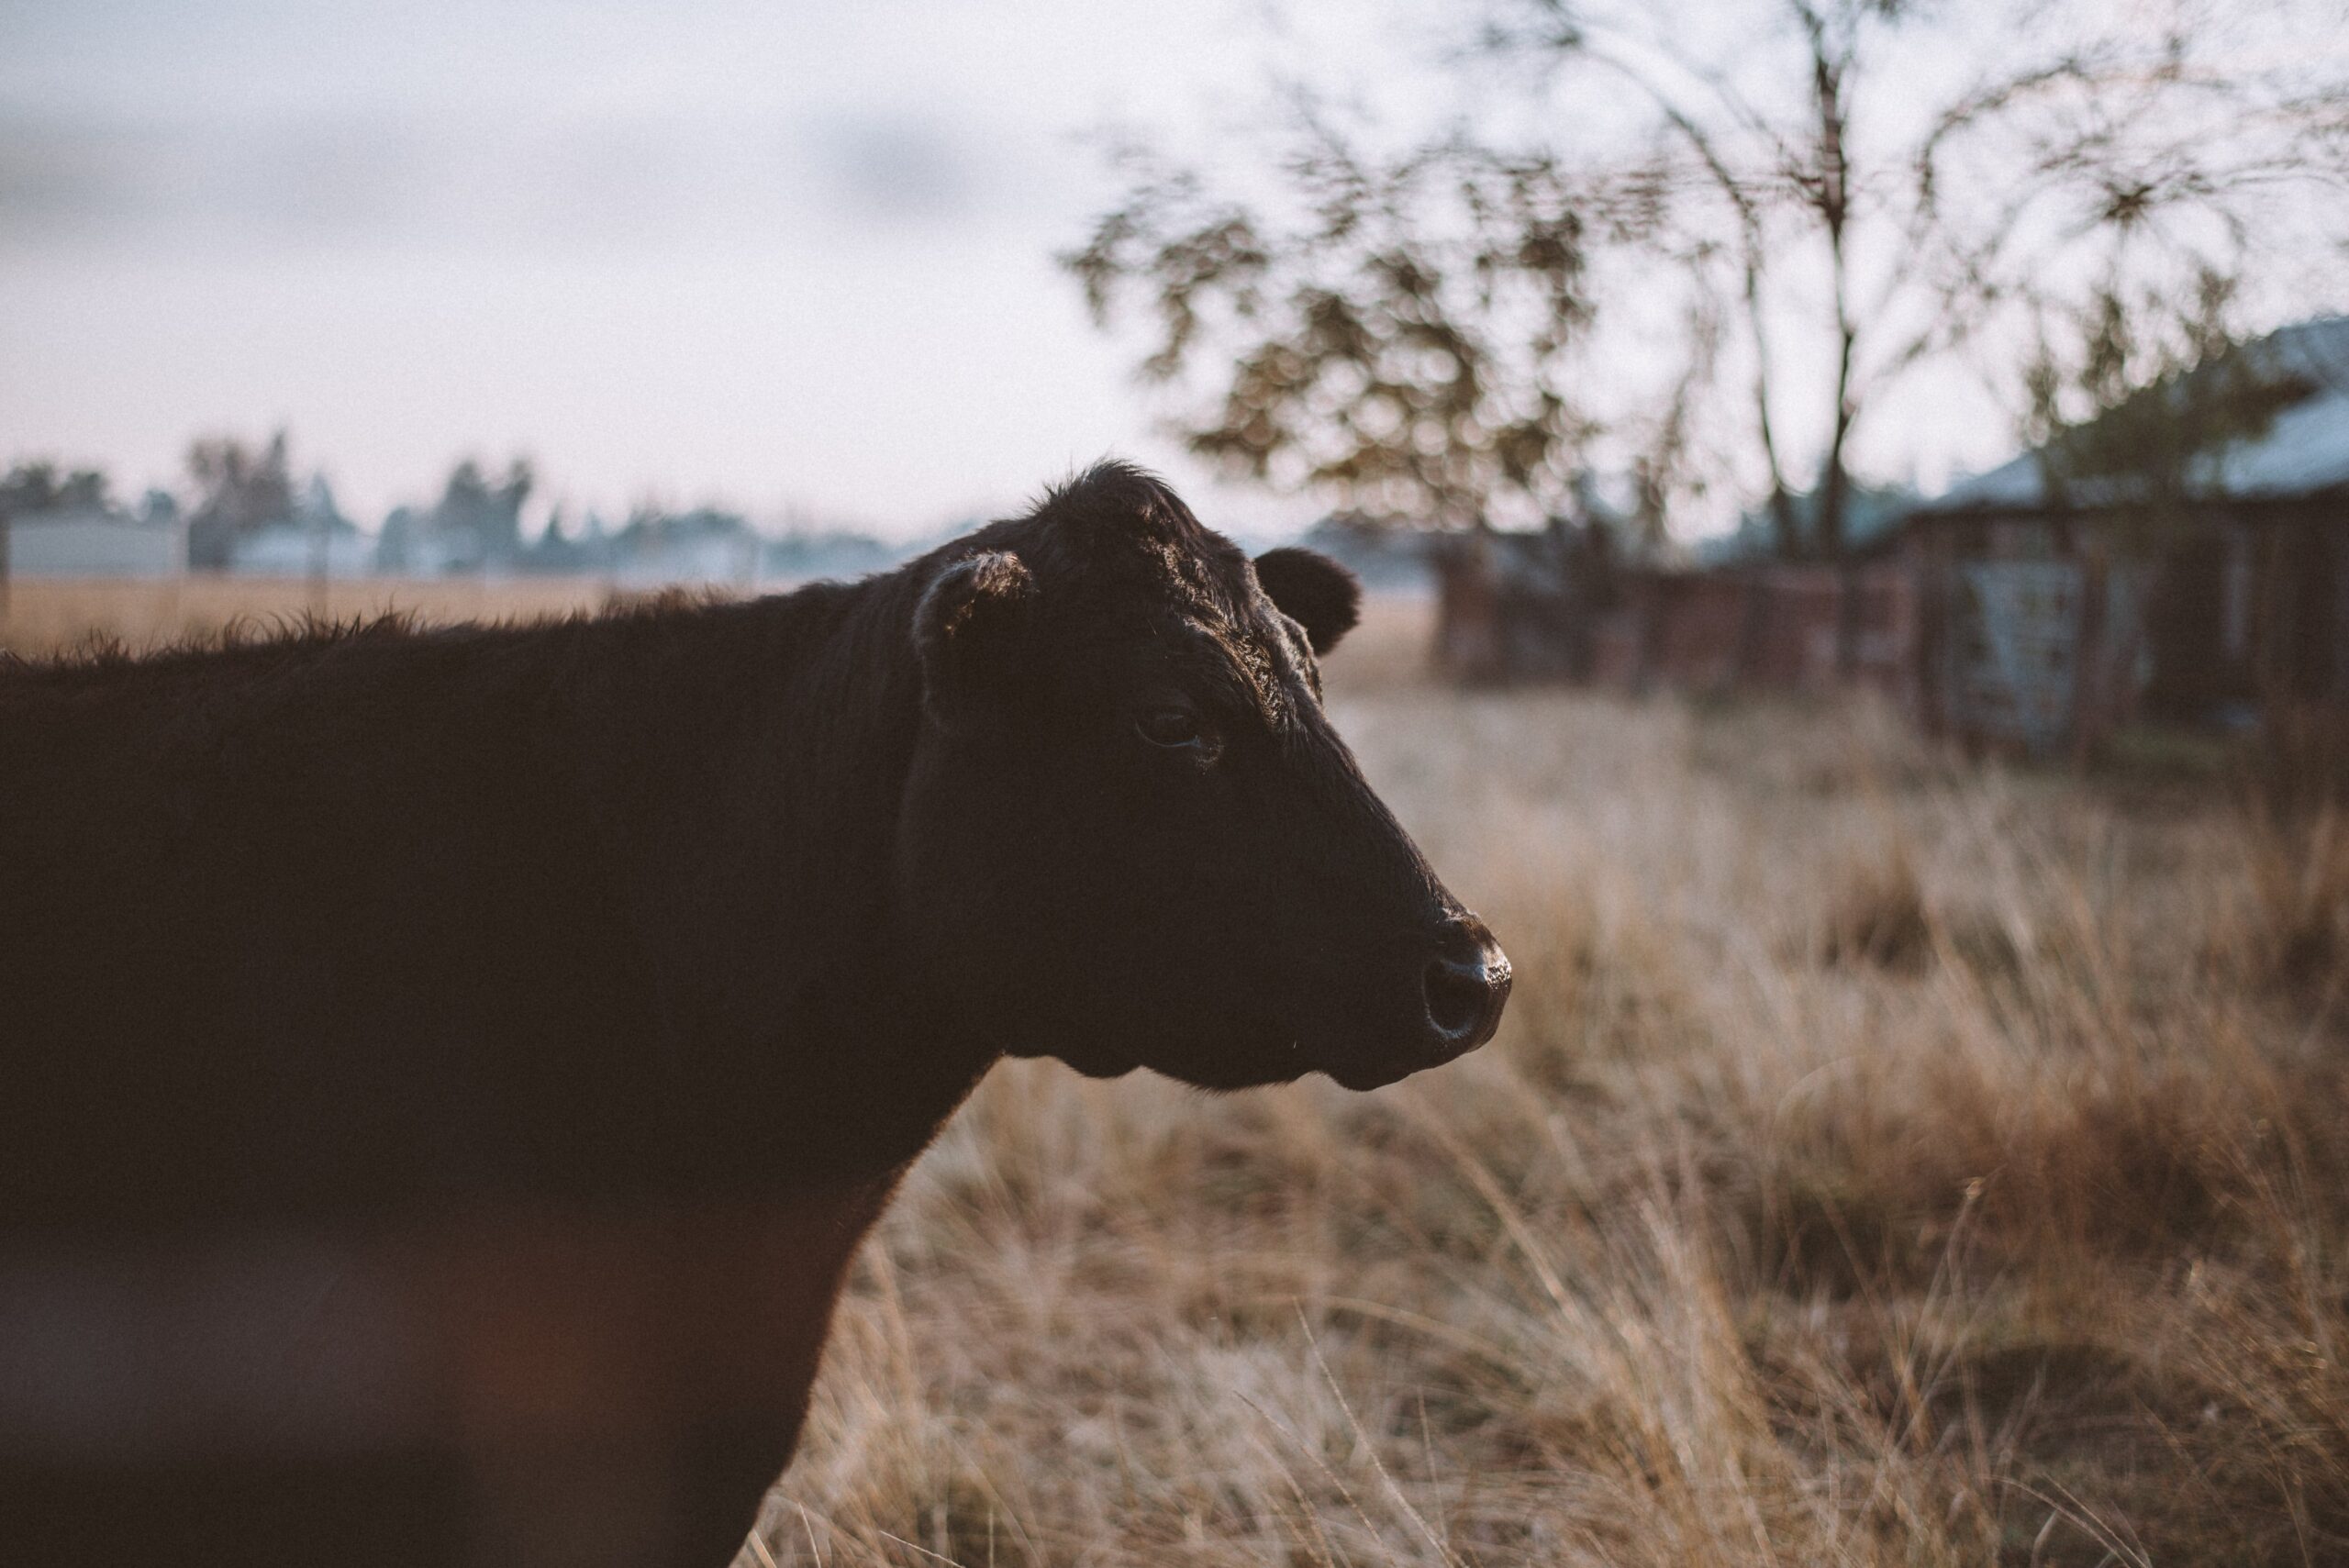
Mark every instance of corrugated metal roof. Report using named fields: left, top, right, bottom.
left=1929, top=316, right=2349, bottom=512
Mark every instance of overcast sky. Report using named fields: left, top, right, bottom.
left=0, top=0, right=1453, bottom=537
left=6, top=1, right=2336, bottom=539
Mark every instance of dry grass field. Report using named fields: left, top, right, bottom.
left=11, top=584, right=2348, bottom=1563
left=0, top=575, right=618, bottom=658
left=774, top=603, right=2349, bottom=1567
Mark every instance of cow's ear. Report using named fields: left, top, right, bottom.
left=1253, top=547, right=1361, bottom=654
left=914, top=550, right=1037, bottom=714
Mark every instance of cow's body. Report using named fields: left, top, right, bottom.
left=5, top=580, right=974, bottom=1230
left=1, top=463, right=1508, bottom=1564
left=4, top=583, right=974, bottom=1564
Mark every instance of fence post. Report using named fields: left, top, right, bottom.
left=309, top=506, right=330, bottom=620
left=2071, top=547, right=2109, bottom=771
left=1733, top=565, right=1767, bottom=688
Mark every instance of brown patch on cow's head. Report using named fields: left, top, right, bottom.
left=896, top=461, right=1508, bottom=1092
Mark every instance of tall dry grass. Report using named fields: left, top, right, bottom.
left=12, top=584, right=2343, bottom=1562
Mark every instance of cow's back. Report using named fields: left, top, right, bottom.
left=2, top=627, right=667, bottom=1230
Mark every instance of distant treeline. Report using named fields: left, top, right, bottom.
left=0, top=435, right=928, bottom=583
left=1, top=437, right=1442, bottom=589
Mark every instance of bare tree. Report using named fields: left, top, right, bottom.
left=433, top=458, right=535, bottom=571
left=1067, top=0, right=2349, bottom=630
left=186, top=432, right=295, bottom=571
left=1486, top=0, right=2347, bottom=559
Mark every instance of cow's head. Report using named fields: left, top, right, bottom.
left=896, top=462, right=1508, bottom=1091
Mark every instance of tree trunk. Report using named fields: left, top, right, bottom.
left=1825, top=450, right=1861, bottom=679
left=1821, top=256, right=1860, bottom=673
left=1820, top=321, right=1861, bottom=674
left=1742, top=258, right=1800, bottom=562
left=1809, top=18, right=1863, bottom=676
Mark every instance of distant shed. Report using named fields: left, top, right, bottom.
left=1431, top=317, right=2349, bottom=757
left=1909, top=316, right=2349, bottom=752
left=1431, top=527, right=1914, bottom=701
left=6, top=507, right=184, bottom=578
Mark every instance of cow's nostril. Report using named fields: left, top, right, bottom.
left=1420, top=919, right=1510, bottom=1053
left=1423, top=959, right=1491, bottom=1040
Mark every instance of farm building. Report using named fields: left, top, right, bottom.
left=1908, top=315, right=2349, bottom=752
left=1431, top=316, right=2349, bottom=755
left=1430, top=496, right=1917, bottom=700
left=226, top=477, right=373, bottom=577
left=3, top=498, right=184, bottom=578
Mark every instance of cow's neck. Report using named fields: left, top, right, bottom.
left=607, top=573, right=998, bottom=1194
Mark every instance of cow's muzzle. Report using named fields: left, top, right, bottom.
left=1330, top=914, right=1511, bottom=1091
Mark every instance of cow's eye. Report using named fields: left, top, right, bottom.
left=1136, top=706, right=1204, bottom=749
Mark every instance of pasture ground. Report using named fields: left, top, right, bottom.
left=13, top=584, right=2348, bottom=1564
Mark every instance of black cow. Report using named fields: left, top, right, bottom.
left=0, top=462, right=1508, bottom=1566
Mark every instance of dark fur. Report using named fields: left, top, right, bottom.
left=0, top=462, right=1504, bottom=1565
